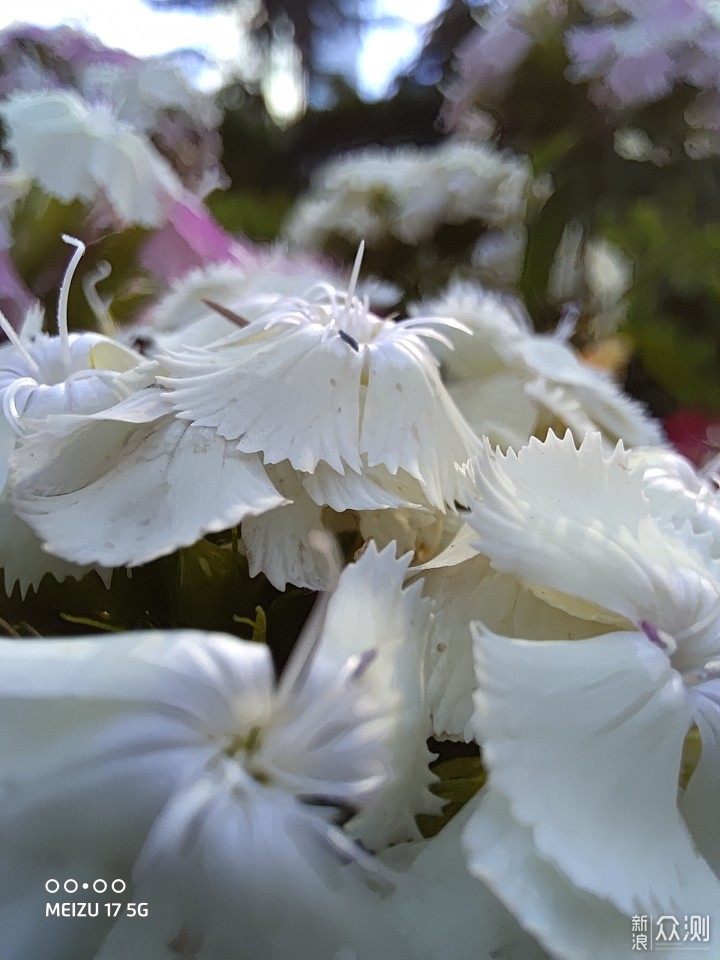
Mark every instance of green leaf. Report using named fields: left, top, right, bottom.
left=416, top=755, right=487, bottom=839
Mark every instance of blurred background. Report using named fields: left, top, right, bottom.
left=0, top=0, right=475, bottom=190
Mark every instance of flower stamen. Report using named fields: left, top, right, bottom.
left=338, top=328, right=360, bottom=351
left=0, top=309, right=40, bottom=376
left=58, top=235, right=86, bottom=373
left=639, top=619, right=675, bottom=654
left=82, top=260, right=115, bottom=337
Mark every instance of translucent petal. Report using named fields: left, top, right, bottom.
left=302, top=460, right=422, bottom=511
left=358, top=507, right=445, bottom=566
left=385, top=801, right=550, bottom=960
left=242, top=463, right=331, bottom=590
left=319, top=542, right=441, bottom=848
left=448, top=371, right=537, bottom=450
left=111, top=761, right=412, bottom=960
left=361, top=338, right=481, bottom=508
left=463, top=791, right=667, bottom=960
left=419, top=554, right=602, bottom=741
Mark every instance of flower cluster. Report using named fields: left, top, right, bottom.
left=0, top=13, right=719, bottom=960
left=446, top=0, right=720, bottom=160
left=0, top=22, right=225, bottom=192
left=284, top=140, right=532, bottom=248
left=0, top=240, right=481, bottom=595
left=0, top=23, right=241, bottom=330
left=567, top=0, right=720, bottom=158
left=282, top=139, right=546, bottom=294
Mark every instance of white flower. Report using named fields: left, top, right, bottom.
left=125, top=250, right=343, bottom=355
left=459, top=431, right=720, bottom=959
left=0, top=89, right=183, bottom=226
left=283, top=140, right=533, bottom=249
left=158, top=266, right=481, bottom=512
left=383, top=802, right=551, bottom=960
left=414, top=279, right=662, bottom=448
left=0, top=542, right=430, bottom=960
left=547, top=222, right=632, bottom=338
left=3, top=237, right=292, bottom=572
left=79, top=56, right=221, bottom=137
left=0, top=241, right=142, bottom=432
left=0, top=238, right=143, bottom=594
left=9, top=387, right=289, bottom=570
left=414, top=547, right=603, bottom=742
left=10, top=249, right=476, bottom=578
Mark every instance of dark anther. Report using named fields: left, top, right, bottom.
left=131, top=335, right=154, bottom=356
left=201, top=299, right=250, bottom=327
left=338, top=329, right=360, bottom=351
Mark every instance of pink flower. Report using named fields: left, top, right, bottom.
left=140, top=195, right=255, bottom=283
left=663, top=409, right=720, bottom=466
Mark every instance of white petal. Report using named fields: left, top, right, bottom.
left=302, top=460, right=424, bottom=511
left=385, top=801, right=550, bottom=960
left=361, top=337, right=481, bottom=508
left=11, top=413, right=286, bottom=567
left=0, top=91, right=96, bottom=202
left=471, top=624, right=720, bottom=915
left=448, top=371, right=537, bottom=450
left=522, top=340, right=663, bottom=446
left=358, top=507, right=445, bottom=565
left=629, top=445, right=720, bottom=551
left=318, top=542, right=441, bottom=848
left=87, top=122, right=181, bottom=227
left=467, top=431, right=720, bottom=658
left=0, top=416, right=15, bottom=493
left=1, top=90, right=182, bottom=227
left=682, top=679, right=720, bottom=879
left=0, top=493, right=111, bottom=598
left=114, top=761, right=412, bottom=960
left=464, top=790, right=673, bottom=960
left=0, top=630, right=272, bottom=863
left=242, top=463, right=332, bottom=590
left=160, top=322, right=364, bottom=473
left=419, top=554, right=602, bottom=741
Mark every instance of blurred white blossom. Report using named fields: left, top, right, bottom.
left=0, top=89, right=184, bottom=227
left=0, top=543, right=432, bottom=960
left=283, top=140, right=534, bottom=249
left=412, top=279, right=661, bottom=449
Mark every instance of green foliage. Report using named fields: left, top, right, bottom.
left=9, top=186, right=156, bottom=330
left=206, top=187, right=294, bottom=242
left=605, top=195, right=720, bottom=411
left=0, top=534, right=309, bottom=655
left=416, top=754, right=487, bottom=839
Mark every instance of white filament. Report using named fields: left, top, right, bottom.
left=82, top=260, right=115, bottom=337
left=58, top=235, right=86, bottom=373
left=0, top=309, right=40, bottom=375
